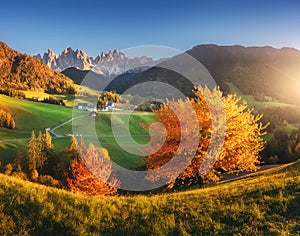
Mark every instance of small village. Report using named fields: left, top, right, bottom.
left=76, top=99, right=123, bottom=117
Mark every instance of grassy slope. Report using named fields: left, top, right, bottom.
left=0, top=161, right=299, bottom=235
left=0, top=94, right=72, bottom=132
left=227, top=82, right=299, bottom=140
left=227, top=82, right=297, bottom=111
left=0, top=95, right=155, bottom=168
left=55, top=112, right=156, bottom=169
left=0, top=95, right=74, bottom=162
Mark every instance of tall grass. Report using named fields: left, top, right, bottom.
left=0, top=161, right=299, bottom=235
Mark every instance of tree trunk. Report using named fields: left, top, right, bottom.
left=197, top=173, right=204, bottom=188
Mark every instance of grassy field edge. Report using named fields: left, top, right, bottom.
left=0, top=161, right=299, bottom=235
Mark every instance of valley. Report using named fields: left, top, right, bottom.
left=0, top=35, right=299, bottom=235
left=0, top=94, right=156, bottom=169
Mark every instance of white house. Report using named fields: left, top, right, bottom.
left=77, top=103, right=88, bottom=110
left=87, top=106, right=97, bottom=112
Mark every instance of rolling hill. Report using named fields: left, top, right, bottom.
left=0, top=160, right=298, bottom=235
left=187, top=45, right=300, bottom=105
left=0, top=42, right=76, bottom=95
left=0, top=94, right=75, bottom=162
left=0, top=95, right=155, bottom=169
left=61, top=67, right=110, bottom=85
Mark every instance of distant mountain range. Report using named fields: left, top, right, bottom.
left=0, top=42, right=75, bottom=95
left=34, top=48, right=166, bottom=76
left=1, top=40, right=300, bottom=106
left=51, top=44, right=300, bottom=106
left=104, top=44, right=300, bottom=105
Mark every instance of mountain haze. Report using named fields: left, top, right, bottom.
left=106, top=45, right=300, bottom=105
left=187, top=44, right=300, bottom=103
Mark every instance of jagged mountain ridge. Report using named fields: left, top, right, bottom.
left=34, top=48, right=165, bottom=76
left=34, top=47, right=94, bottom=72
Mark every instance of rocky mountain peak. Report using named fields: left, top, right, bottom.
left=100, top=52, right=106, bottom=58
left=34, top=53, right=42, bottom=61
left=47, top=49, right=57, bottom=58
left=63, top=46, right=73, bottom=54
left=34, top=47, right=166, bottom=76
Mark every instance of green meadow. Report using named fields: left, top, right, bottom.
left=1, top=89, right=299, bottom=167
left=0, top=95, right=155, bottom=169
left=227, top=82, right=300, bottom=141
left=227, top=82, right=297, bottom=111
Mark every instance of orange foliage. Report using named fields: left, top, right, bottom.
left=144, top=87, right=266, bottom=188
left=66, top=143, right=120, bottom=196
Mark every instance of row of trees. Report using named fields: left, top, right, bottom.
left=29, top=96, right=66, bottom=106
left=0, top=89, right=26, bottom=99
left=262, top=128, right=300, bottom=164
left=2, top=132, right=119, bottom=196
left=2, top=130, right=57, bottom=185
left=0, top=109, right=15, bottom=129
left=27, top=130, right=54, bottom=180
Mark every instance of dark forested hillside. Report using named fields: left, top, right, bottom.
left=61, top=67, right=109, bottom=85
left=0, top=42, right=76, bottom=95
left=186, top=45, right=300, bottom=105
left=100, top=45, right=300, bottom=105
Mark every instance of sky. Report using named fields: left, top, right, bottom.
left=0, top=0, right=300, bottom=57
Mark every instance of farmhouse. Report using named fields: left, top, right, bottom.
left=87, top=105, right=97, bottom=112
left=106, top=101, right=115, bottom=110
left=99, top=101, right=114, bottom=111
left=77, top=103, right=88, bottom=110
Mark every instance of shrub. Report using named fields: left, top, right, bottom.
left=0, top=109, right=16, bottom=129
left=38, top=175, right=60, bottom=187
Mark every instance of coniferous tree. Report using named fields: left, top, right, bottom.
left=36, top=130, right=54, bottom=173
left=27, top=130, right=39, bottom=180
left=68, top=135, right=79, bottom=160
left=44, top=130, right=54, bottom=151
left=0, top=109, right=16, bottom=129
left=77, top=135, right=85, bottom=154
left=37, top=131, right=47, bottom=171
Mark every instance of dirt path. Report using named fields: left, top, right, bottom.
left=205, top=162, right=295, bottom=187
left=0, top=138, right=30, bottom=143
left=49, top=114, right=87, bottom=137
left=0, top=115, right=87, bottom=143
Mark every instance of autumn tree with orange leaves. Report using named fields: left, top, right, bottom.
left=144, top=87, right=267, bottom=189
left=66, top=143, right=120, bottom=196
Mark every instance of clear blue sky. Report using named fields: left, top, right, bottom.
left=1, top=0, right=299, bottom=57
